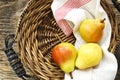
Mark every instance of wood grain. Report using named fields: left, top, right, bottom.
left=0, top=0, right=28, bottom=80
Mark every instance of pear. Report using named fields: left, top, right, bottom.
left=79, top=18, right=105, bottom=43
left=52, top=42, right=77, bottom=73
left=75, top=43, right=103, bottom=69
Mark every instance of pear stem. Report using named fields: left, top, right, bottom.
left=69, top=72, right=73, bottom=79
left=100, top=18, right=106, bottom=23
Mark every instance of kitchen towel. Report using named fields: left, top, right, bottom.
left=51, top=0, right=118, bottom=80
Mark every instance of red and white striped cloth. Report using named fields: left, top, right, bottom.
left=51, top=0, right=118, bottom=80
left=53, top=0, right=91, bottom=36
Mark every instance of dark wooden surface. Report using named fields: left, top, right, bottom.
left=0, top=0, right=28, bottom=80
left=0, top=0, right=119, bottom=80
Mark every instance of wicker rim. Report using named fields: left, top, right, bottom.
left=15, top=0, right=119, bottom=79
left=101, top=0, right=119, bottom=52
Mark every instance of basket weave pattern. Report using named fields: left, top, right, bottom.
left=17, top=0, right=75, bottom=79
left=100, top=0, right=119, bottom=52
left=16, top=0, right=119, bottom=79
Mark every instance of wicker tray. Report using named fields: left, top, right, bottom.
left=12, top=0, right=119, bottom=79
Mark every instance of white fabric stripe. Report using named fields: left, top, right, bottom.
left=51, top=0, right=67, bottom=15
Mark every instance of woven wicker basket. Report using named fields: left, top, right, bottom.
left=14, top=0, right=119, bottom=79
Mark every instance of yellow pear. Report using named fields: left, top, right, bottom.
left=52, top=42, right=77, bottom=73
left=79, top=18, right=105, bottom=43
left=75, top=43, right=103, bottom=69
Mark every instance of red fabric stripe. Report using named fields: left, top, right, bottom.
left=55, top=0, right=91, bottom=36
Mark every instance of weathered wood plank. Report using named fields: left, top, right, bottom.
left=0, top=0, right=28, bottom=80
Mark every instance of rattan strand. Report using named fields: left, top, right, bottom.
left=15, top=0, right=119, bottom=79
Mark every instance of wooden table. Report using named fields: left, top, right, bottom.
left=0, top=0, right=28, bottom=80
